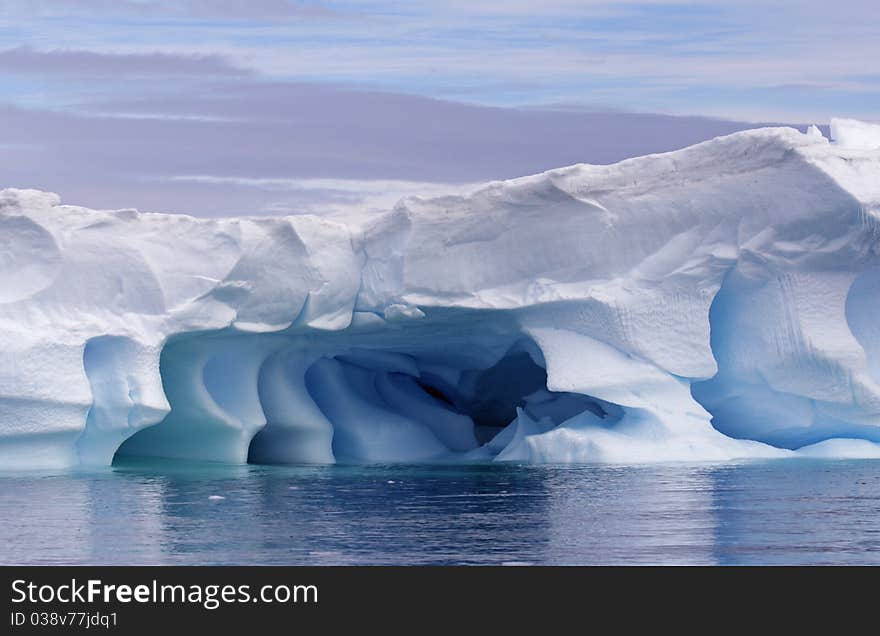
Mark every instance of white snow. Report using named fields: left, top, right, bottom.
left=797, top=438, right=880, bottom=459
left=1, top=119, right=880, bottom=469
left=805, top=124, right=826, bottom=141
left=830, top=118, right=880, bottom=149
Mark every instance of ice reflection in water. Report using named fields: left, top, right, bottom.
left=543, top=464, right=718, bottom=565
left=2, top=459, right=880, bottom=565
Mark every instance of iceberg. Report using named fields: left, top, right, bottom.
left=1, top=118, right=879, bottom=469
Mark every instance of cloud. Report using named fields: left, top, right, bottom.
left=8, top=0, right=340, bottom=20
left=0, top=83, right=775, bottom=217
left=174, top=0, right=340, bottom=19
left=169, top=175, right=483, bottom=221
left=0, top=0, right=869, bottom=220
left=2, top=1, right=877, bottom=121
left=0, top=47, right=249, bottom=77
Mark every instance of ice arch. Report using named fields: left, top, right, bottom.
left=112, top=311, right=632, bottom=465
left=115, top=334, right=276, bottom=463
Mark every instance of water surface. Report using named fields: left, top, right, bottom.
left=2, top=459, right=879, bottom=565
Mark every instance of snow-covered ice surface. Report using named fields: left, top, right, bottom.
left=1, top=118, right=879, bottom=469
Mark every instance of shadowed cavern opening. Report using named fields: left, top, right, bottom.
left=113, top=314, right=615, bottom=466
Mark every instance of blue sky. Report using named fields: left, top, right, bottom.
left=0, top=1, right=877, bottom=216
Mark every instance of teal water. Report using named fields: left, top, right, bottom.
left=1, top=459, right=879, bottom=565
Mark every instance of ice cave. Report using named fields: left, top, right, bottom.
left=112, top=317, right=616, bottom=466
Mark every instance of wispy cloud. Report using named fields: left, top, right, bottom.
left=1, top=1, right=876, bottom=120
left=170, top=175, right=482, bottom=220
left=0, top=47, right=249, bottom=76
left=5, top=0, right=342, bottom=20
left=0, top=93, right=767, bottom=216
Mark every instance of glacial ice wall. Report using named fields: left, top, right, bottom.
left=1, top=119, right=879, bottom=469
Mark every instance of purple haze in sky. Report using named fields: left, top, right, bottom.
left=1, top=1, right=869, bottom=217
left=0, top=79, right=784, bottom=217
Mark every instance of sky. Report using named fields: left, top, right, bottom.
left=0, top=0, right=877, bottom=217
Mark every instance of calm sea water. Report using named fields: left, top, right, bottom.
left=2, top=458, right=879, bottom=565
